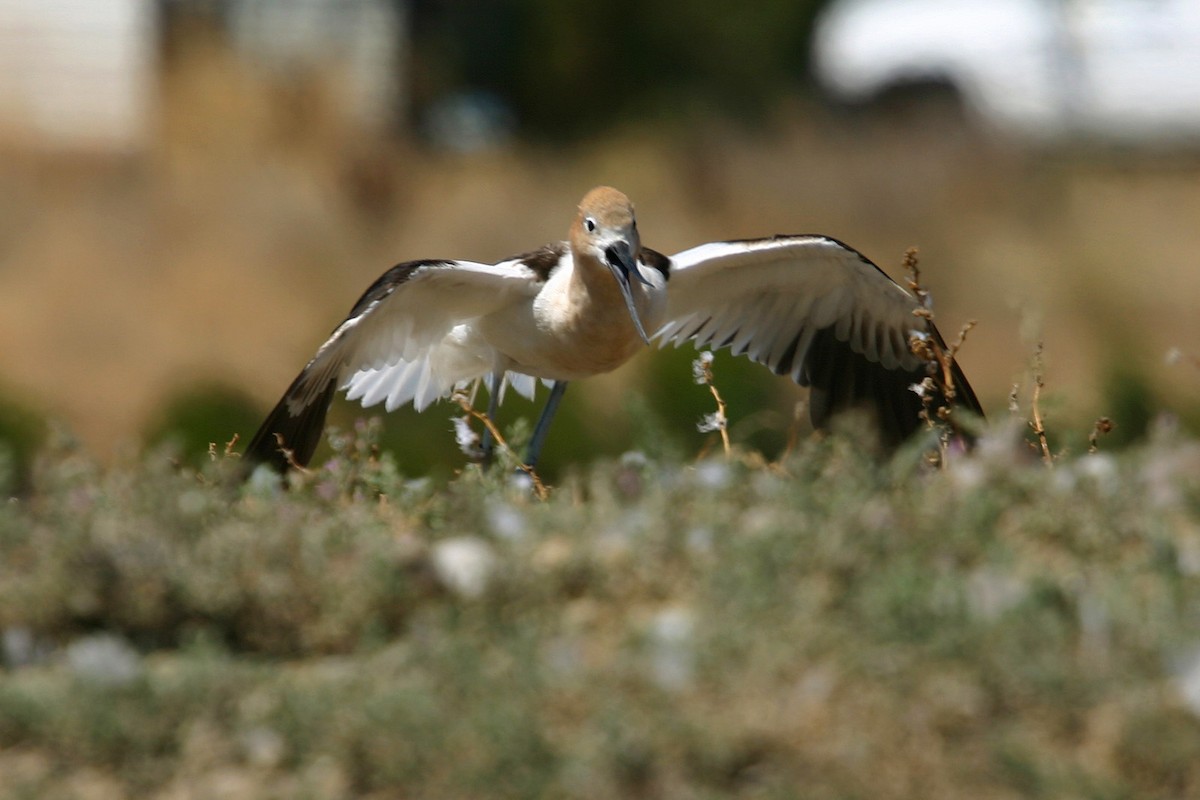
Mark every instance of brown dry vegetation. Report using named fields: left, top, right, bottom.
left=1, top=46, right=1198, bottom=461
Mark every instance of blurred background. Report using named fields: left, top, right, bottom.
left=1, top=0, right=1198, bottom=481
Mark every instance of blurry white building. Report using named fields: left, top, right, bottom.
left=0, top=0, right=155, bottom=150
left=0, top=0, right=406, bottom=151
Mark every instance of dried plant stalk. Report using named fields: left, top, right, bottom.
left=453, top=391, right=548, bottom=499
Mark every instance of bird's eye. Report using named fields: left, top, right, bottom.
left=584, top=217, right=597, bottom=233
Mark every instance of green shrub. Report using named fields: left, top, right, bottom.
left=2, top=422, right=1200, bottom=798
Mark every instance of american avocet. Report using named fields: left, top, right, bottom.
left=244, top=186, right=982, bottom=473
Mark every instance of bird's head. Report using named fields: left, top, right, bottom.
left=572, top=186, right=653, bottom=344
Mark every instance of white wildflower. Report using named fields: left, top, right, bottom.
left=947, top=458, right=985, bottom=491
left=697, top=410, right=726, bottom=433
left=1174, top=645, right=1200, bottom=717
left=909, top=381, right=927, bottom=398
left=694, top=459, right=731, bottom=490
left=648, top=606, right=695, bottom=691
left=487, top=503, right=527, bottom=541
left=692, top=350, right=715, bottom=384
left=1077, top=452, right=1118, bottom=489
left=431, top=537, right=496, bottom=599
left=66, top=633, right=142, bottom=687
left=508, top=470, right=535, bottom=493
left=452, top=416, right=483, bottom=459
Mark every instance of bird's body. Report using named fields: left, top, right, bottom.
left=474, top=244, right=667, bottom=381
left=245, top=187, right=982, bottom=473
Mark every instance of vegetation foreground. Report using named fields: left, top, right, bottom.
left=2, top=420, right=1200, bottom=799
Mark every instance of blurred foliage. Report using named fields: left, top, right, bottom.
left=3, top=421, right=1200, bottom=796
left=1100, top=363, right=1156, bottom=447
left=143, top=383, right=264, bottom=468
left=410, top=0, right=824, bottom=139
left=0, top=387, right=46, bottom=496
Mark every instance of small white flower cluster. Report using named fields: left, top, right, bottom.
left=67, top=633, right=142, bottom=687
left=697, top=410, right=726, bottom=434
left=909, top=377, right=935, bottom=399
left=648, top=606, right=695, bottom=691
left=692, top=350, right=715, bottom=385
left=452, top=416, right=484, bottom=460
left=1174, top=645, right=1200, bottom=717
left=432, top=537, right=496, bottom=599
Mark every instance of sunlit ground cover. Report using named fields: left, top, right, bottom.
left=2, top=413, right=1200, bottom=799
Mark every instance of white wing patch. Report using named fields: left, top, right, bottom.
left=286, top=260, right=540, bottom=416
left=344, top=324, right=489, bottom=411
left=344, top=361, right=544, bottom=413
left=656, top=236, right=923, bottom=378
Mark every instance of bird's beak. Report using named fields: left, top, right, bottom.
left=605, top=241, right=651, bottom=345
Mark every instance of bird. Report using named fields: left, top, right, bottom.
left=243, top=186, right=982, bottom=474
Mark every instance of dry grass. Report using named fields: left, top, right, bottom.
left=0, top=47, right=1198, bottom=463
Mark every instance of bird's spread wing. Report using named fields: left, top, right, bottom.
left=655, top=236, right=982, bottom=445
left=245, top=258, right=540, bottom=471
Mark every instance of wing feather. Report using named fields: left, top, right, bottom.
left=667, top=314, right=705, bottom=344
left=245, top=258, right=539, bottom=470
left=657, top=235, right=983, bottom=445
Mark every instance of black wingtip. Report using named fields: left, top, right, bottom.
left=243, top=378, right=338, bottom=475
left=804, top=325, right=985, bottom=450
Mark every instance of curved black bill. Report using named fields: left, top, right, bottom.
left=605, top=242, right=651, bottom=345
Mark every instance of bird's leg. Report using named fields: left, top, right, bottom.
left=480, top=375, right=502, bottom=467
left=524, top=380, right=568, bottom=470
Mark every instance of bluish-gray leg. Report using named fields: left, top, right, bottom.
left=480, top=376, right=501, bottom=466
left=525, top=381, right=568, bottom=470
